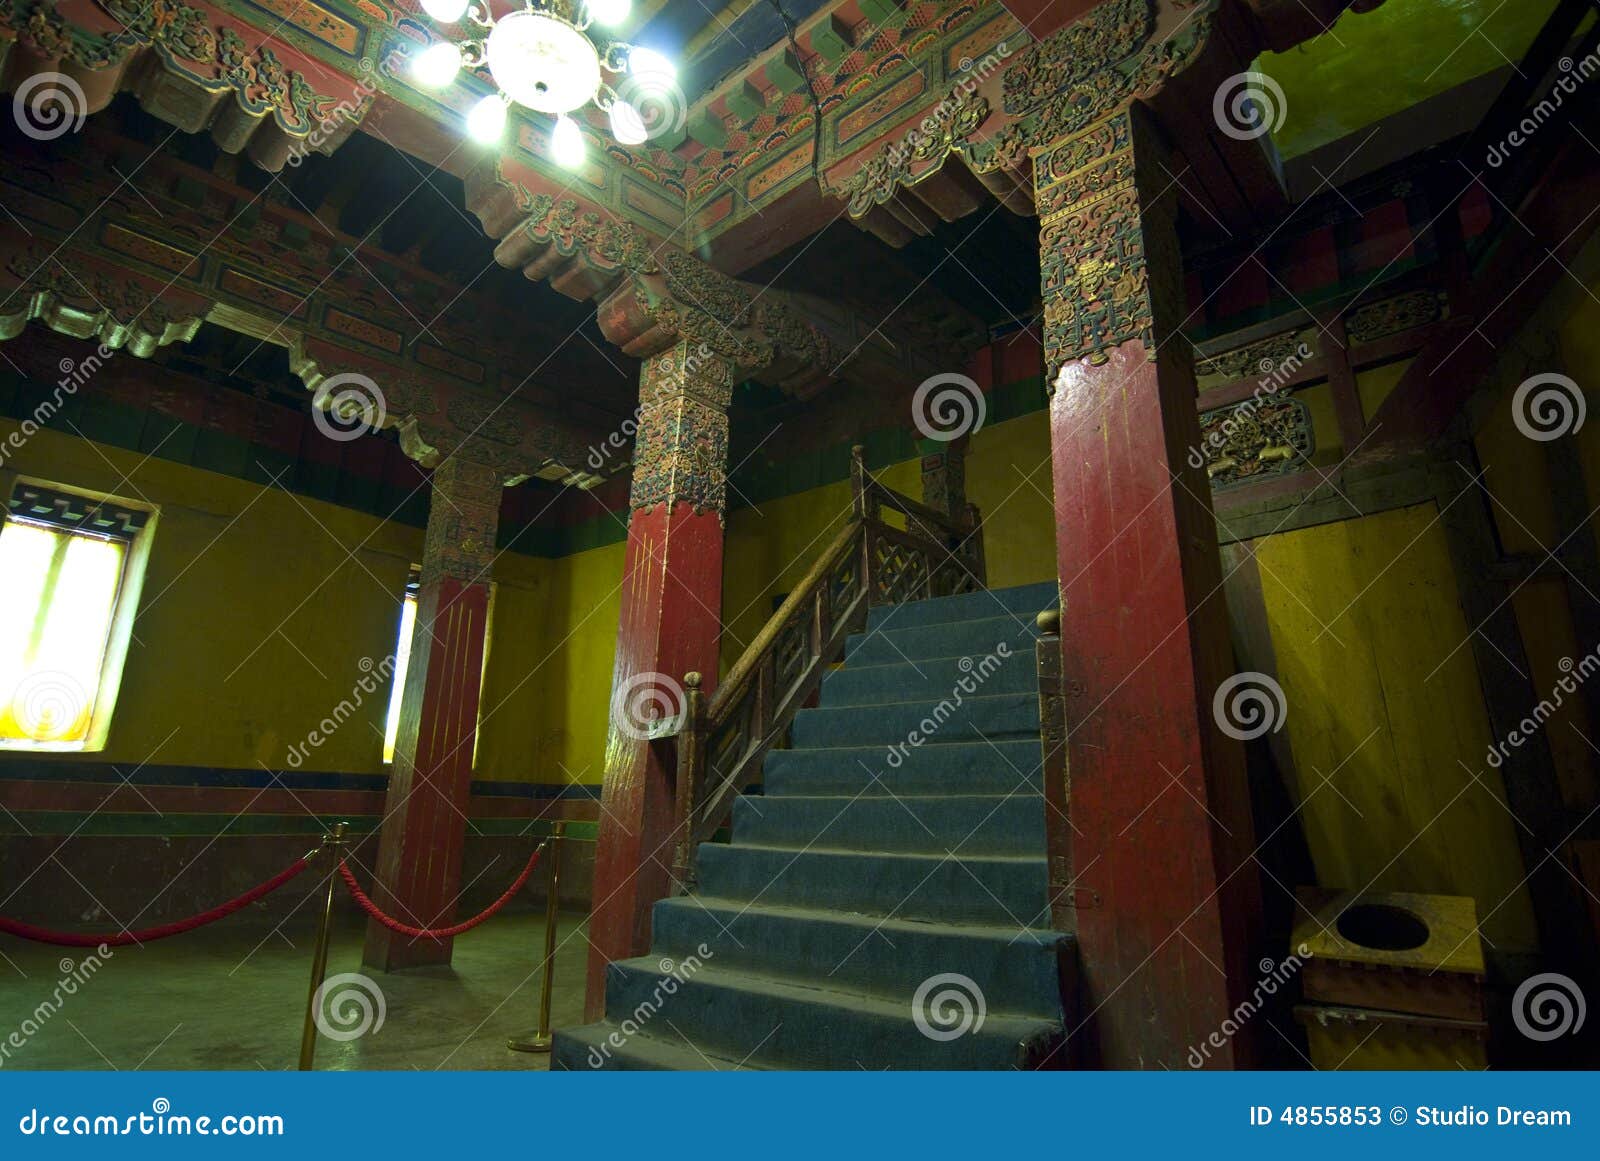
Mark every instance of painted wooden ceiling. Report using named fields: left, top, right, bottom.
left=1260, top=0, right=1566, bottom=158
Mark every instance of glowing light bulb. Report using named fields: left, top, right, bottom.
left=587, top=0, right=631, bottom=27
left=467, top=94, right=508, bottom=144
left=628, top=47, right=676, bottom=82
left=411, top=42, right=462, bottom=88
left=421, top=0, right=470, bottom=23
left=608, top=100, right=648, bottom=146
left=552, top=114, right=586, bottom=168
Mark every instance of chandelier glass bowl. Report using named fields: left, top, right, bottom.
left=409, top=0, right=674, bottom=160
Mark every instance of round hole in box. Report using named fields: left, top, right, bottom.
left=1335, top=903, right=1430, bottom=951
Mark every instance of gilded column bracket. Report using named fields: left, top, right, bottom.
left=628, top=341, right=737, bottom=520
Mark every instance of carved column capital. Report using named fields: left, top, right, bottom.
left=420, top=452, right=503, bottom=586
left=629, top=341, right=737, bottom=519
left=1035, top=104, right=1186, bottom=381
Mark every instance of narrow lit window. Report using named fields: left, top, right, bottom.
left=382, top=568, right=420, bottom=763
left=0, top=484, right=151, bottom=751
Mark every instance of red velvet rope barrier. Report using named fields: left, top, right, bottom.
left=0, top=856, right=312, bottom=947
left=337, top=843, right=544, bottom=941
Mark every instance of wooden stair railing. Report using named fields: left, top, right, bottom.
left=667, top=446, right=986, bottom=888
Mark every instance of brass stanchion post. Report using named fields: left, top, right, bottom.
left=298, top=820, right=348, bottom=1071
left=509, top=822, right=565, bottom=1053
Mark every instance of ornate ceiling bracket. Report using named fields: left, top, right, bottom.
left=0, top=0, right=373, bottom=171
left=830, top=0, right=1224, bottom=248
left=1, top=242, right=206, bottom=356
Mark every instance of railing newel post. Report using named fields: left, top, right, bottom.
left=672, top=672, right=706, bottom=893
left=1035, top=610, right=1073, bottom=933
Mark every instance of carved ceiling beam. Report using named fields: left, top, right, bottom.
left=826, top=0, right=1390, bottom=248
left=0, top=0, right=375, bottom=170
left=466, top=156, right=984, bottom=398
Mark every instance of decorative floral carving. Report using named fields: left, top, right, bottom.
left=1196, top=331, right=1311, bottom=382
left=509, top=189, right=660, bottom=275
left=838, top=88, right=991, bottom=218
left=420, top=455, right=501, bottom=586
left=1000, top=0, right=1153, bottom=116
left=1195, top=396, right=1314, bottom=488
left=1346, top=289, right=1447, bottom=344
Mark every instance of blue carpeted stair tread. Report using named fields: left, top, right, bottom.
left=651, top=894, right=1073, bottom=1018
left=553, top=581, right=1071, bottom=1070
left=551, top=1022, right=764, bottom=1071
left=600, top=959, right=1063, bottom=1070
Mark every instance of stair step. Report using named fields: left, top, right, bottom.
left=762, top=739, right=1043, bottom=797
left=793, top=691, right=1039, bottom=748
left=652, top=895, right=1073, bottom=1018
left=731, top=793, right=1044, bottom=856
left=846, top=613, right=1041, bottom=666
left=598, top=959, right=1064, bottom=1070
left=551, top=1022, right=762, bottom=1071
left=866, top=581, right=1059, bottom=633
left=821, top=653, right=1039, bottom=707
left=694, top=842, right=1048, bottom=926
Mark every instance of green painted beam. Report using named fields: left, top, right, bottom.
left=725, top=78, right=766, bottom=123
left=858, top=0, right=908, bottom=31
left=766, top=49, right=808, bottom=94
left=810, top=15, right=852, bottom=65
left=688, top=108, right=729, bottom=149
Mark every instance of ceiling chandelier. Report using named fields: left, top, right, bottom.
left=410, top=0, right=676, bottom=165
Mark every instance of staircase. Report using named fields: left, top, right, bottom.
left=553, top=581, right=1075, bottom=1070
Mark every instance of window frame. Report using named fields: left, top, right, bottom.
left=0, top=478, right=157, bottom=754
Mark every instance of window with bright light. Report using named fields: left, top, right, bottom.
left=0, top=484, right=151, bottom=751
left=382, top=570, right=420, bottom=764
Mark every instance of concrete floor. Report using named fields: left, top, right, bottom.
left=0, top=910, right=589, bottom=1070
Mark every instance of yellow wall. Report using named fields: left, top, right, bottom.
left=720, top=411, right=1059, bottom=673
left=0, top=422, right=621, bottom=787
left=1252, top=503, right=1540, bottom=953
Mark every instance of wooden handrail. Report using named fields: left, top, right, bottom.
left=708, top=517, right=862, bottom=728
left=668, top=446, right=989, bottom=891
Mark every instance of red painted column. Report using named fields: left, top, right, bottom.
left=1037, top=106, right=1261, bottom=1067
left=364, top=452, right=502, bottom=972
left=586, top=341, right=733, bottom=1017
